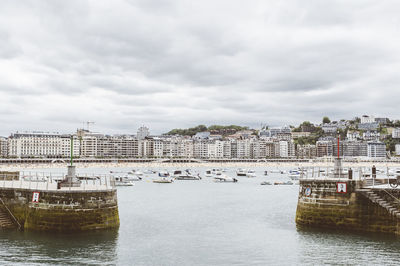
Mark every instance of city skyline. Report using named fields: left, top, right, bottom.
left=1, top=1, right=400, bottom=136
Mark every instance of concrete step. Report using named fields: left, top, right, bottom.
left=0, top=209, right=15, bottom=229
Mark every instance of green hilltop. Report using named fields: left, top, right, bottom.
left=165, top=125, right=249, bottom=136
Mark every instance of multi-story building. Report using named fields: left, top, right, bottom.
left=0, top=137, right=8, bottom=157
left=316, top=140, right=333, bottom=157
left=358, top=122, right=379, bottom=131
left=346, top=131, right=360, bottom=141
left=392, top=128, right=400, bottom=139
left=61, top=135, right=80, bottom=158
left=321, top=124, right=338, bottom=134
left=193, top=140, right=209, bottom=159
left=367, top=142, right=386, bottom=158
left=341, top=141, right=368, bottom=157
left=361, top=115, right=375, bottom=124
left=395, top=144, right=400, bottom=156
left=362, top=131, right=380, bottom=141
left=235, top=139, right=251, bottom=158
left=137, top=126, right=150, bottom=140
left=8, top=132, right=63, bottom=158
left=296, top=144, right=317, bottom=158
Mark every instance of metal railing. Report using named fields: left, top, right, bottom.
left=0, top=172, right=116, bottom=191
left=0, top=197, right=22, bottom=230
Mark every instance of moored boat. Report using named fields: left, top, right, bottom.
left=236, top=168, right=247, bottom=176
left=213, top=175, right=238, bottom=183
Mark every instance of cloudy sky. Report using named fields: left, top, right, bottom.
left=0, top=0, right=399, bottom=136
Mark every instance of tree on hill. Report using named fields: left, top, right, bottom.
left=322, top=116, right=331, bottom=124
left=165, top=124, right=249, bottom=136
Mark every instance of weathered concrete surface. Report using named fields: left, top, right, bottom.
left=296, top=180, right=399, bottom=235
left=0, top=188, right=119, bottom=232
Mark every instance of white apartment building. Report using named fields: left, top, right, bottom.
left=137, top=126, right=150, bottom=140
left=80, top=135, right=98, bottom=157
left=367, top=142, right=386, bottom=158
left=223, top=141, right=232, bottom=158
left=152, top=138, right=164, bottom=158
left=235, top=139, right=251, bottom=159
left=279, top=141, right=289, bottom=158
left=395, top=144, right=400, bottom=156
left=8, top=132, right=63, bottom=158
left=392, top=128, right=400, bottom=139
left=361, top=115, right=375, bottom=124
left=61, top=135, right=80, bottom=158
left=193, top=141, right=209, bottom=159
left=0, top=137, right=8, bottom=157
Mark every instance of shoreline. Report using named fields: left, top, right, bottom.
left=1, top=161, right=400, bottom=170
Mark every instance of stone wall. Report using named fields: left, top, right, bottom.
left=0, top=188, right=119, bottom=232
left=296, top=180, right=399, bottom=235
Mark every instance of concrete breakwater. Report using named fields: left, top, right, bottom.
left=296, top=178, right=400, bottom=235
left=0, top=171, right=119, bottom=232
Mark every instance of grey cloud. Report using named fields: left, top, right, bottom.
left=0, top=0, right=400, bottom=135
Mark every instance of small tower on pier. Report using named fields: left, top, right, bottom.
left=58, top=136, right=81, bottom=188
left=332, top=133, right=345, bottom=178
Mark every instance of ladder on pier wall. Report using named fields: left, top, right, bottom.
left=359, top=190, right=400, bottom=219
left=0, top=208, right=16, bottom=229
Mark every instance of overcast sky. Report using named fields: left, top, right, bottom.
left=0, top=0, right=400, bottom=136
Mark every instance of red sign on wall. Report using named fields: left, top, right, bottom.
left=337, top=182, right=347, bottom=193
left=32, top=192, right=40, bottom=202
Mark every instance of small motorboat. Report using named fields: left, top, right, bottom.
left=205, top=170, right=214, bottom=178
left=114, top=176, right=135, bottom=186
left=264, top=171, right=268, bottom=176
left=288, top=170, right=301, bottom=180
left=130, top=170, right=143, bottom=176
left=213, top=175, right=238, bottom=183
left=143, top=169, right=157, bottom=174
left=246, top=170, right=257, bottom=178
left=260, top=181, right=272, bottom=185
left=172, top=170, right=201, bottom=180
left=236, top=168, right=247, bottom=176
left=274, top=181, right=294, bottom=185
left=158, top=171, right=170, bottom=177
left=112, top=173, right=142, bottom=181
left=153, top=177, right=173, bottom=183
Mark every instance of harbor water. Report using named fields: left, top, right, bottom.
left=1, top=166, right=400, bottom=265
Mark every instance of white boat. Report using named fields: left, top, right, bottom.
left=236, top=168, right=247, bottom=176
left=130, top=170, right=143, bottom=176
left=112, top=173, right=142, bottom=181
left=205, top=170, right=214, bottom=178
left=260, top=181, right=272, bottom=185
left=274, top=181, right=293, bottom=185
left=153, top=177, right=173, bottom=183
left=158, top=171, right=170, bottom=177
left=172, top=170, right=201, bottom=180
left=213, top=175, right=238, bottom=183
left=143, top=169, right=156, bottom=174
left=205, top=169, right=222, bottom=177
left=114, top=176, right=134, bottom=186
left=246, top=170, right=257, bottom=178
left=288, top=170, right=301, bottom=180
